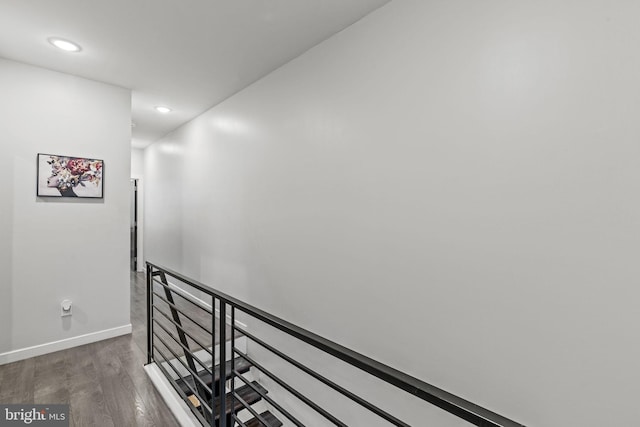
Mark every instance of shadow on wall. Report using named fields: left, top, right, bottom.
left=35, top=197, right=105, bottom=205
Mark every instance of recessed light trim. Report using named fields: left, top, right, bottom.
left=48, top=37, right=82, bottom=52
left=155, top=106, right=172, bottom=114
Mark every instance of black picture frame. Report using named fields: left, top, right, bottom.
left=37, top=153, right=104, bottom=198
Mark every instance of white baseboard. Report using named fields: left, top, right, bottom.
left=0, top=324, right=132, bottom=365
left=145, top=363, right=201, bottom=427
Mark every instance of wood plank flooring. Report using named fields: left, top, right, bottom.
left=0, top=272, right=180, bottom=426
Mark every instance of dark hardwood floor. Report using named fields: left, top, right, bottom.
left=0, top=272, right=180, bottom=426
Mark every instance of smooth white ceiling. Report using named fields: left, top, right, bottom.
left=0, top=0, right=389, bottom=148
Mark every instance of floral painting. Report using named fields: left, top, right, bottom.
left=37, top=154, right=104, bottom=198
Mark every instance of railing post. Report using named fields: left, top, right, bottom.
left=146, top=262, right=153, bottom=365
left=230, top=306, right=236, bottom=427
left=218, top=301, right=227, bottom=427
left=211, top=295, right=216, bottom=427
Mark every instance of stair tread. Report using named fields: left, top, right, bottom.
left=177, top=357, right=252, bottom=396
left=215, top=381, right=267, bottom=420
left=244, top=411, right=283, bottom=427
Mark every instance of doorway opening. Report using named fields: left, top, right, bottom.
left=130, top=178, right=138, bottom=272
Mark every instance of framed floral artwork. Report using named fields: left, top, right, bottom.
left=37, top=153, right=104, bottom=198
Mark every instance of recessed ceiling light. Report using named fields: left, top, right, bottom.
left=48, top=37, right=81, bottom=52
left=155, top=106, right=172, bottom=114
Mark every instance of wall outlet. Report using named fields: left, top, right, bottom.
left=61, top=299, right=72, bottom=317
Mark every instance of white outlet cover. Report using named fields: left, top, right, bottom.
left=61, top=299, right=72, bottom=317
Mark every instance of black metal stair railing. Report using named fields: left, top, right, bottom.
left=146, top=261, right=526, bottom=427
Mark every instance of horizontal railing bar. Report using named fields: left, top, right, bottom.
left=152, top=318, right=213, bottom=379
left=153, top=330, right=214, bottom=397
left=153, top=341, right=213, bottom=407
left=153, top=305, right=214, bottom=358
left=152, top=290, right=212, bottom=335
left=152, top=348, right=210, bottom=426
left=235, top=326, right=409, bottom=427
left=153, top=277, right=214, bottom=315
left=153, top=345, right=204, bottom=404
left=232, top=391, right=267, bottom=426
left=233, top=371, right=305, bottom=427
left=149, top=261, right=524, bottom=427
left=232, top=414, right=247, bottom=427
left=153, top=346, right=214, bottom=419
left=153, top=343, right=214, bottom=415
left=234, top=349, right=346, bottom=426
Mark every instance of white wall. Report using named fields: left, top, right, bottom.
left=0, top=59, right=132, bottom=362
left=131, top=148, right=145, bottom=271
left=144, top=138, right=184, bottom=273
left=144, top=1, right=640, bottom=425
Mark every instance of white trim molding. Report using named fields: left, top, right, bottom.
left=0, top=324, right=132, bottom=365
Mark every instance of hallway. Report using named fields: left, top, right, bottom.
left=0, top=273, right=178, bottom=426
